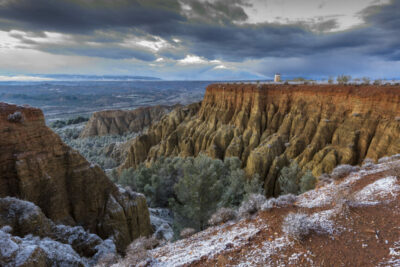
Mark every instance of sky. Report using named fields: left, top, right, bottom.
left=0, top=0, right=399, bottom=80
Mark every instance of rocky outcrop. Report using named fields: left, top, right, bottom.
left=121, top=84, right=400, bottom=196
left=0, top=197, right=117, bottom=266
left=0, top=103, right=152, bottom=252
left=80, top=105, right=178, bottom=138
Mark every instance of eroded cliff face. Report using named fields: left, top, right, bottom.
left=0, top=103, right=152, bottom=252
left=80, top=105, right=178, bottom=138
left=121, top=84, right=400, bottom=196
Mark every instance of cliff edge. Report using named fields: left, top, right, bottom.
left=121, top=84, right=400, bottom=196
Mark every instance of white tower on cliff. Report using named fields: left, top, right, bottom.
left=274, top=73, right=281, bottom=83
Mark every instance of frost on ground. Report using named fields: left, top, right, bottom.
left=353, top=176, right=400, bottom=205
left=0, top=197, right=117, bottom=267
left=379, top=240, right=400, bottom=267
left=237, top=236, right=293, bottom=266
left=0, top=229, right=85, bottom=267
left=150, top=219, right=266, bottom=266
left=296, top=162, right=394, bottom=208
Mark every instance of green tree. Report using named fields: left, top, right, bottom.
left=362, top=77, right=371, bottom=85
left=169, top=155, right=225, bottom=232
left=278, top=163, right=316, bottom=195
left=299, top=171, right=317, bottom=194
left=337, top=75, right=351, bottom=85
left=278, top=163, right=301, bottom=195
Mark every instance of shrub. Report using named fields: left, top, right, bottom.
left=299, top=171, right=316, bottom=194
left=261, top=194, right=297, bottom=211
left=238, top=193, right=266, bottom=218
left=7, top=111, right=23, bottom=123
left=330, top=164, right=360, bottom=180
left=208, top=207, right=237, bottom=226
left=373, top=79, right=382, bottom=85
left=282, top=213, right=312, bottom=241
left=316, top=173, right=332, bottom=187
left=243, top=173, right=265, bottom=196
left=119, top=237, right=158, bottom=266
left=180, top=228, right=196, bottom=239
left=278, top=163, right=302, bottom=195
left=362, top=77, right=371, bottom=85
left=362, top=158, right=375, bottom=169
left=337, top=75, right=351, bottom=85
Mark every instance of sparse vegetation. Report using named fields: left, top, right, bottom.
left=238, top=193, right=266, bottom=218
left=330, top=164, right=360, bottom=180
left=180, top=228, right=196, bottom=238
left=114, top=237, right=158, bottom=266
left=336, top=75, right=352, bottom=85
left=362, top=77, right=371, bottom=85
left=50, top=116, right=89, bottom=128
left=208, top=207, right=237, bottom=226
left=282, top=213, right=312, bottom=241
left=261, top=194, right=297, bottom=211
left=54, top=123, right=138, bottom=169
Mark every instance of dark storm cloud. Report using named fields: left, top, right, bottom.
left=181, top=0, right=249, bottom=23
left=0, top=0, right=184, bottom=33
left=0, top=0, right=399, bottom=63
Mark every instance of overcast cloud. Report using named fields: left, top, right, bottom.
left=0, top=0, right=398, bottom=80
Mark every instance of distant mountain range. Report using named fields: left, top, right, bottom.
left=0, top=74, right=162, bottom=82
left=38, top=74, right=162, bottom=81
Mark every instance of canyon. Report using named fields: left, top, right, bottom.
left=0, top=103, right=152, bottom=265
left=121, top=84, right=400, bottom=196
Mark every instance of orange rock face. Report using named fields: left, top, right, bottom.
left=0, top=103, right=152, bottom=251
left=121, top=84, right=400, bottom=196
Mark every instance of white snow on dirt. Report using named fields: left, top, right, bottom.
left=379, top=240, right=400, bottom=267
left=150, top=219, right=267, bottom=266
left=236, top=236, right=293, bottom=266
left=354, top=176, right=400, bottom=205
left=296, top=162, right=395, bottom=209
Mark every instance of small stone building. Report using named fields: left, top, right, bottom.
left=274, top=73, right=281, bottom=83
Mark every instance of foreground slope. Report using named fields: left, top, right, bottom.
left=0, top=103, right=152, bottom=252
left=147, top=156, right=400, bottom=266
left=121, top=84, right=400, bottom=196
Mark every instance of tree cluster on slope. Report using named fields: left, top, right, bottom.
left=116, top=155, right=262, bottom=237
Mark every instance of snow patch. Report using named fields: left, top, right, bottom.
left=237, top=236, right=293, bottom=266
left=296, top=162, right=395, bottom=208
left=150, top=220, right=266, bottom=266
left=354, top=176, right=400, bottom=205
